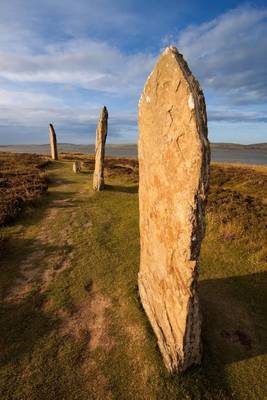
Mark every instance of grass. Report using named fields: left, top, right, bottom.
left=0, top=155, right=266, bottom=399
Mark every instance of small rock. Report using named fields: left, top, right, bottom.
left=73, top=160, right=82, bottom=173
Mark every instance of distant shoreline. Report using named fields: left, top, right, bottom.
left=0, top=142, right=266, bottom=152
left=0, top=142, right=266, bottom=165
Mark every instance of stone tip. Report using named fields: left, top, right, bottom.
left=102, top=106, right=108, bottom=117
left=162, top=46, right=179, bottom=54
left=139, top=46, right=184, bottom=108
left=162, top=46, right=180, bottom=56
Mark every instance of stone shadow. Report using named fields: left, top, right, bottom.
left=104, top=184, right=138, bottom=194
left=47, top=177, right=76, bottom=186
left=199, top=271, right=267, bottom=366
left=174, top=271, right=267, bottom=398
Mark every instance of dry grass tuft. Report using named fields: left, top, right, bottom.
left=0, top=152, right=49, bottom=226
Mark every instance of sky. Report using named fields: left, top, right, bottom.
left=0, top=0, right=266, bottom=145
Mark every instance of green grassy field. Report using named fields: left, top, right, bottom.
left=0, top=156, right=266, bottom=399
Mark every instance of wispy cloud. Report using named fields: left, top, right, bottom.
left=0, top=39, right=155, bottom=95
left=0, top=89, right=63, bottom=107
left=0, top=88, right=136, bottom=143
left=177, top=5, right=267, bottom=105
left=208, top=109, right=267, bottom=124
left=0, top=2, right=266, bottom=144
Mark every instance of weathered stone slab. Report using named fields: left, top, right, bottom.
left=138, top=46, right=210, bottom=372
left=49, top=123, right=58, bottom=160
left=73, top=160, right=82, bottom=173
left=93, top=107, right=108, bottom=191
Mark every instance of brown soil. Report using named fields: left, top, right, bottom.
left=60, top=284, right=112, bottom=351
left=5, top=198, right=74, bottom=302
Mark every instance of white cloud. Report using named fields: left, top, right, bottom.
left=0, top=87, right=137, bottom=144
left=208, top=109, right=267, bottom=123
left=0, top=2, right=266, bottom=144
left=0, top=89, right=63, bottom=107
left=177, top=6, right=267, bottom=105
left=0, top=38, right=155, bottom=95
left=0, top=0, right=139, bottom=44
left=0, top=0, right=155, bottom=95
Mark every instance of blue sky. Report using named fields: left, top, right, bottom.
left=0, top=0, right=266, bottom=144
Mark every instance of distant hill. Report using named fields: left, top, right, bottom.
left=0, top=142, right=266, bottom=165
left=211, top=142, right=267, bottom=150
left=0, top=142, right=266, bottom=156
left=0, top=143, right=137, bottom=157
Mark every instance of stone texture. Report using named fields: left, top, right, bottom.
left=49, top=124, right=58, bottom=160
left=138, top=46, right=210, bottom=372
left=73, top=160, right=81, bottom=173
left=93, top=107, right=108, bottom=191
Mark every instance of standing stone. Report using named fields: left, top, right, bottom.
left=49, top=123, right=58, bottom=160
left=73, top=160, right=81, bottom=173
left=138, top=46, right=210, bottom=373
left=93, top=106, right=108, bottom=191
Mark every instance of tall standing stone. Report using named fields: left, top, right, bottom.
left=138, top=46, right=210, bottom=372
left=49, top=123, right=58, bottom=160
left=93, top=106, right=108, bottom=191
